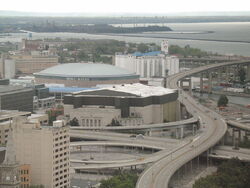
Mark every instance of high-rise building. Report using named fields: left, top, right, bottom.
left=12, top=117, right=70, bottom=188
left=115, top=41, right=179, bottom=79
left=0, top=123, right=21, bottom=188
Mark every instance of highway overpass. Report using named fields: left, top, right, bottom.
left=210, top=145, right=250, bottom=162
left=136, top=60, right=250, bottom=188
left=70, top=117, right=198, bottom=131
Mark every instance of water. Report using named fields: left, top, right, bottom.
left=1, top=22, right=250, bottom=56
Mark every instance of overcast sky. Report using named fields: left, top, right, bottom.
left=1, top=0, right=250, bottom=14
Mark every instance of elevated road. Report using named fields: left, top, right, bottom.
left=210, top=146, right=250, bottom=162
left=70, top=130, right=180, bottom=149
left=136, top=60, right=250, bottom=188
left=70, top=141, right=165, bottom=150
left=227, top=120, right=250, bottom=131
left=70, top=117, right=198, bottom=131
left=71, top=139, right=192, bottom=170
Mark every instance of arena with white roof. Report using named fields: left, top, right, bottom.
left=34, top=63, right=139, bottom=87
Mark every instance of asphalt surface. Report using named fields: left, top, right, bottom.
left=136, top=60, right=250, bottom=188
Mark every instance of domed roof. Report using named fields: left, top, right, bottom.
left=34, top=63, right=137, bottom=78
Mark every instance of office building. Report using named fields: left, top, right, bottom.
left=0, top=84, right=33, bottom=112
left=12, top=117, right=70, bottom=188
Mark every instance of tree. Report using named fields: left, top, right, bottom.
left=217, top=94, right=228, bottom=107
left=108, top=119, right=121, bottom=126
left=69, top=117, right=79, bottom=126
left=193, top=158, right=250, bottom=188
left=137, top=43, right=148, bottom=53
left=100, top=173, right=138, bottom=188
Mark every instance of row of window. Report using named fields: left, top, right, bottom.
left=54, top=162, right=69, bottom=170
left=54, top=135, right=68, bottom=142
left=82, top=119, right=101, bottom=127
left=20, top=170, right=29, bottom=175
left=20, top=176, right=29, bottom=182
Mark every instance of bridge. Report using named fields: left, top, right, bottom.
left=70, top=117, right=198, bottom=132
left=210, top=145, right=250, bottom=162
left=70, top=130, right=180, bottom=149
left=136, top=60, right=250, bottom=188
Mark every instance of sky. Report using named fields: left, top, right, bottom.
left=1, top=0, right=250, bottom=14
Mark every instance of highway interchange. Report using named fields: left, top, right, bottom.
left=70, top=60, right=250, bottom=188
left=136, top=60, right=250, bottom=188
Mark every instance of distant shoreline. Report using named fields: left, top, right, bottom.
left=100, top=33, right=250, bottom=44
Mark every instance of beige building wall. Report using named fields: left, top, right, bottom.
left=130, top=105, right=163, bottom=125
left=20, top=164, right=31, bottom=188
left=0, top=122, right=10, bottom=146
left=12, top=55, right=59, bottom=75
left=12, top=117, right=70, bottom=188
left=64, top=105, right=120, bottom=127
left=163, top=101, right=178, bottom=122
left=65, top=102, right=176, bottom=127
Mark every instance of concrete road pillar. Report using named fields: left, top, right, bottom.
left=218, top=68, right=222, bottom=80
left=232, top=128, right=235, bottom=147
left=200, top=73, right=204, bottom=93
left=208, top=72, right=212, bottom=93
left=247, top=65, right=250, bottom=81
left=148, top=130, right=152, bottom=136
left=239, top=130, right=241, bottom=143
left=180, top=80, right=184, bottom=89
left=176, top=101, right=181, bottom=121
left=180, top=126, right=184, bottom=139
left=175, top=128, right=179, bottom=139
left=189, top=79, right=192, bottom=94
left=192, top=124, right=196, bottom=135
left=226, top=67, right=230, bottom=82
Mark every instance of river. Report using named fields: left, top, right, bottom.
left=1, top=22, right=250, bottom=56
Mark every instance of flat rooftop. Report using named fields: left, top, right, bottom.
left=75, top=83, right=176, bottom=97
left=0, top=85, right=32, bottom=95
left=0, top=110, right=31, bottom=121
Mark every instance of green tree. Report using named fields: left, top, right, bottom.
left=217, top=94, right=228, bottom=107
left=100, top=173, right=138, bottom=188
left=137, top=43, right=148, bottom=53
left=77, top=50, right=88, bottom=60
left=193, top=158, right=250, bottom=188
left=69, top=117, right=79, bottom=126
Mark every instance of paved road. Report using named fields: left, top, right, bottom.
left=71, top=140, right=191, bottom=170
left=70, top=141, right=166, bottom=150
left=210, top=145, right=250, bottom=162
left=70, top=130, right=180, bottom=149
left=70, top=117, right=198, bottom=131
left=136, top=60, right=250, bottom=188
left=227, top=120, right=250, bottom=131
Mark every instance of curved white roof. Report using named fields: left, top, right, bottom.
left=34, top=63, right=137, bottom=78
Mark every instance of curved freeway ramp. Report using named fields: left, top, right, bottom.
left=136, top=60, right=250, bottom=188
left=227, top=120, right=250, bottom=131
left=70, top=117, right=198, bottom=131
